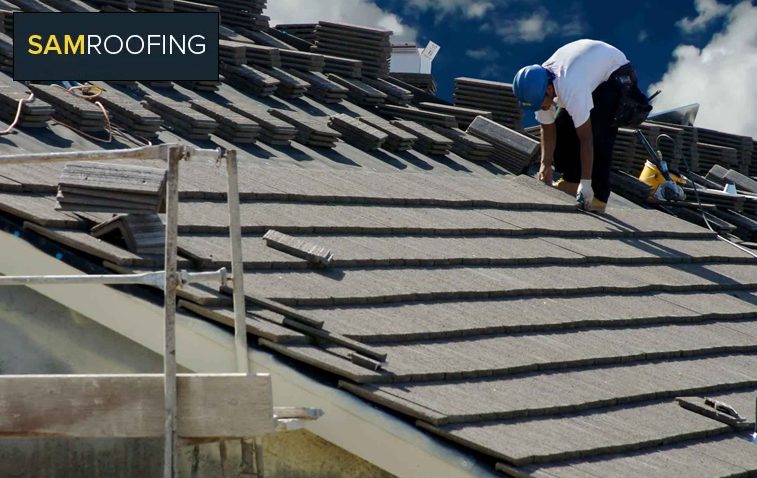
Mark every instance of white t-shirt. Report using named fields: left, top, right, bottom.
left=535, top=39, right=628, bottom=127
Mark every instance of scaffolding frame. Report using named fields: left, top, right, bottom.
left=0, top=144, right=253, bottom=477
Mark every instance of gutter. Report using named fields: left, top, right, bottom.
left=0, top=230, right=499, bottom=478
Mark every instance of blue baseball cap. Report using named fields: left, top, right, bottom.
left=513, top=64, right=549, bottom=111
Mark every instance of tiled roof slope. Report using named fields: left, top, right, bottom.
left=0, top=4, right=755, bottom=477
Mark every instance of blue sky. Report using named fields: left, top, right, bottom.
left=266, top=0, right=757, bottom=136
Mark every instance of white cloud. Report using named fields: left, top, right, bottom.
left=266, top=0, right=417, bottom=41
left=676, top=0, right=731, bottom=33
left=465, top=47, right=499, bottom=60
left=405, top=0, right=495, bottom=19
left=495, top=9, right=584, bottom=43
left=649, top=1, right=757, bottom=137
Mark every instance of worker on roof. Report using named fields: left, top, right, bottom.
left=513, top=39, right=643, bottom=213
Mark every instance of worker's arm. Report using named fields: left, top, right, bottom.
left=575, top=118, right=593, bottom=180
left=539, top=122, right=556, bottom=184
left=575, top=118, right=594, bottom=206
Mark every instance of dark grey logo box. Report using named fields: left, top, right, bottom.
left=13, top=12, right=219, bottom=81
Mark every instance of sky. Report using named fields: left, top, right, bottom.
left=265, top=0, right=757, bottom=137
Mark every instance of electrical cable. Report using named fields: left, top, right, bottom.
left=657, top=133, right=757, bottom=259
left=0, top=92, right=35, bottom=135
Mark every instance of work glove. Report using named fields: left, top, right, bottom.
left=576, top=179, right=594, bottom=209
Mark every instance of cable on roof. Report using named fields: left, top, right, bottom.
left=659, top=133, right=757, bottom=260
left=50, top=84, right=113, bottom=144
left=0, top=92, right=35, bottom=136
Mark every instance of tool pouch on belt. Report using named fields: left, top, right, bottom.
left=610, top=63, right=652, bottom=128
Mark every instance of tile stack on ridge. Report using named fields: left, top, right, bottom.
left=269, top=109, right=341, bottom=148
left=259, top=67, right=309, bottom=98
left=28, top=84, right=107, bottom=132
left=244, top=44, right=282, bottom=68
left=0, top=32, right=13, bottom=72
left=0, top=9, right=14, bottom=36
left=0, top=80, right=54, bottom=128
left=466, top=115, right=539, bottom=173
left=363, top=78, right=413, bottom=105
left=431, top=125, right=494, bottom=162
left=278, top=49, right=325, bottom=72
left=329, top=114, right=388, bottom=151
left=200, top=0, right=269, bottom=31
left=142, top=94, right=217, bottom=140
left=225, top=102, right=297, bottom=146
left=91, top=84, right=163, bottom=137
left=288, top=70, right=348, bottom=103
left=391, top=72, right=437, bottom=94
left=377, top=104, right=458, bottom=128
left=454, top=77, right=523, bottom=130
left=133, top=0, right=172, bottom=11
left=219, top=39, right=248, bottom=65
left=327, top=74, right=386, bottom=106
left=321, top=55, right=362, bottom=79
left=221, top=63, right=280, bottom=97
left=696, top=126, right=753, bottom=175
left=172, top=0, right=219, bottom=12
left=190, top=99, right=261, bottom=143
left=392, top=120, right=453, bottom=156
left=275, top=23, right=317, bottom=44
left=418, top=102, right=493, bottom=130
left=9, top=0, right=57, bottom=11
left=56, top=162, right=166, bottom=214
left=359, top=117, right=416, bottom=151
left=312, top=21, right=392, bottom=78
left=41, top=0, right=98, bottom=11
left=83, top=0, right=136, bottom=9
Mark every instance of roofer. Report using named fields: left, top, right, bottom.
left=513, top=39, right=648, bottom=212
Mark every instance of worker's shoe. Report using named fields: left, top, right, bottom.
left=585, top=198, right=607, bottom=213
left=553, top=178, right=579, bottom=195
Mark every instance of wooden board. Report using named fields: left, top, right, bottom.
left=0, top=373, right=274, bottom=438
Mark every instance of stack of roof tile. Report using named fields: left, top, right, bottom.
left=327, top=74, right=386, bottom=106
left=172, top=0, right=218, bottom=12
left=41, top=0, right=98, bottom=11
left=275, top=23, right=317, bottom=43
left=391, top=73, right=436, bottom=94
left=466, top=115, right=539, bottom=173
left=91, top=214, right=165, bottom=256
left=359, top=117, right=416, bottom=151
left=200, top=0, right=268, bottom=30
left=142, top=94, right=217, bottom=140
left=0, top=79, right=54, bottom=128
left=288, top=70, right=348, bottom=103
left=236, top=29, right=291, bottom=50
left=140, top=80, right=174, bottom=89
left=56, top=162, right=166, bottom=214
left=363, top=78, right=413, bottom=105
left=0, top=32, right=12, bottom=73
left=134, top=0, right=172, bottom=11
left=83, top=0, right=135, bottom=9
left=244, top=44, right=282, bottom=68
left=175, top=80, right=220, bottom=92
left=695, top=142, right=739, bottom=175
left=28, top=84, right=107, bottom=132
left=610, top=169, right=653, bottom=204
left=431, top=125, right=494, bottom=162
left=190, top=99, right=261, bottom=143
left=92, top=85, right=162, bottom=137
left=454, top=77, right=523, bottom=130
left=225, top=103, right=297, bottom=146
left=10, top=0, right=56, bottom=11
left=0, top=9, right=14, bottom=35
left=279, top=49, right=325, bottom=72
left=378, top=105, right=458, bottom=128
left=269, top=109, right=341, bottom=148
left=259, top=67, right=309, bottom=98
left=219, top=39, right=248, bottom=65
left=418, top=102, right=493, bottom=130
left=313, top=21, right=392, bottom=78
left=328, top=114, right=387, bottom=151
left=696, top=126, right=753, bottom=174
left=221, top=63, right=280, bottom=97
left=321, top=55, right=362, bottom=79
left=392, top=120, right=453, bottom=156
